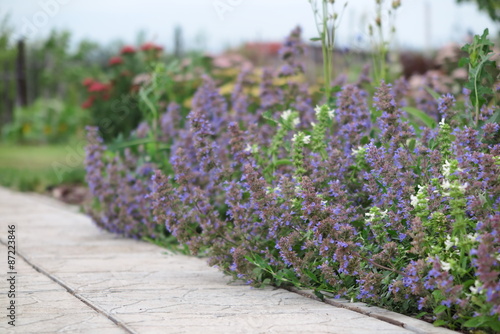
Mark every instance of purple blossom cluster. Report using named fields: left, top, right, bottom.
left=85, top=126, right=157, bottom=239
left=84, top=27, right=500, bottom=332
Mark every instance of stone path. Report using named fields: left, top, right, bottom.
left=0, top=187, right=458, bottom=333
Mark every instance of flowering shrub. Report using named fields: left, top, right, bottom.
left=81, top=42, right=203, bottom=142
left=81, top=44, right=154, bottom=141
left=85, top=27, right=500, bottom=332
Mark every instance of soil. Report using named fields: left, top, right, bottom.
left=47, top=184, right=90, bottom=205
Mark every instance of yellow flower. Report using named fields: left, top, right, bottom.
left=58, top=123, right=68, bottom=133
left=183, top=98, right=193, bottom=109
left=22, top=123, right=32, bottom=134
left=219, top=82, right=235, bottom=95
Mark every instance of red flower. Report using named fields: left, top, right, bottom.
left=81, top=96, right=95, bottom=109
left=140, top=42, right=163, bottom=52
left=108, top=56, right=123, bottom=66
left=121, top=45, right=136, bottom=55
left=88, top=81, right=110, bottom=93
left=82, top=78, right=94, bottom=87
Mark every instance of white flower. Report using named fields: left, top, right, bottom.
left=467, top=233, right=478, bottom=242
left=244, top=144, right=258, bottom=153
left=439, top=118, right=446, bottom=127
left=328, top=109, right=335, bottom=119
left=292, top=133, right=310, bottom=144
left=470, top=280, right=483, bottom=295
left=458, top=182, right=468, bottom=192
left=351, top=146, right=365, bottom=156
left=314, top=105, right=335, bottom=120
left=442, top=180, right=451, bottom=189
left=314, top=105, right=322, bottom=116
left=321, top=200, right=327, bottom=206
left=282, top=109, right=293, bottom=121
left=444, top=236, right=456, bottom=250
left=311, top=122, right=316, bottom=128
left=282, top=110, right=299, bottom=127
left=442, top=160, right=451, bottom=177
left=410, top=194, right=419, bottom=208
left=440, top=260, right=452, bottom=271
left=411, top=185, right=428, bottom=208
left=365, top=207, right=387, bottom=222
left=365, top=211, right=376, bottom=220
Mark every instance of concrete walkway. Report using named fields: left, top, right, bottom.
left=0, top=187, right=458, bottom=334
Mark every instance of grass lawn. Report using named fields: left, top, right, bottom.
left=0, top=144, right=86, bottom=192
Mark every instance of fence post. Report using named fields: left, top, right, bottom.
left=16, top=39, right=28, bottom=107
left=2, top=60, right=14, bottom=126
left=174, top=26, right=183, bottom=58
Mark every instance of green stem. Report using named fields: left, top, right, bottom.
left=473, top=64, right=480, bottom=127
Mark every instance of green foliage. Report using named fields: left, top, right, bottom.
left=459, top=29, right=499, bottom=127
left=308, top=0, right=345, bottom=104
left=402, top=107, right=437, bottom=129
left=0, top=15, right=17, bottom=125
left=2, top=98, right=90, bottom=144
left=27, top=30, right=104, bottom=106
left=83, top=47, right=205, bottom=142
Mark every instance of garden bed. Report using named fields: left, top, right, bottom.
left=82, top=20, right=499, bottom=334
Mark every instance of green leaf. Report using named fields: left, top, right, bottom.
left=463, top=316, right=488, bottom=328
left=314, top=290, right=325, bottom=301
left=274, top=159, right=293, bottom=167
left=303, top=269, right=319, bottom=283
left=424, top=86, right=441, bottom=100
left=415, top=312, right=427, bottom=319
left=262, top=111, right=278, bottom=125
left=408, top=139, right=416, bottom=151
left=310, top=37, right=321, bottom=42
left=387, top=229, right=398, bottom=238
left=434, top=305, right=447, bottom=314
left=402, top=107, right=437, bottom=129
left=360, top=135, right=370, bottom=146
left=486, top=319, right=500, bottom=332
left=458, top=57, right=469, bottom=67
left=486, top=109, right=500, bottom=124
left=433, top=319, right=447, bottom=327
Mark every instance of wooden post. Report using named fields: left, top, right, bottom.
left=2, top=60, right=14, bottom=126
left=174, top=26, right=183, bottom=58
left=16, top=39, right=28, bottom=107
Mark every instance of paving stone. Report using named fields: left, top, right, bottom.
left=0, top=248, right=126, bottom=334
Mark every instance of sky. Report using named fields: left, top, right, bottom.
left=1, top=0, right=499, bottom=52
